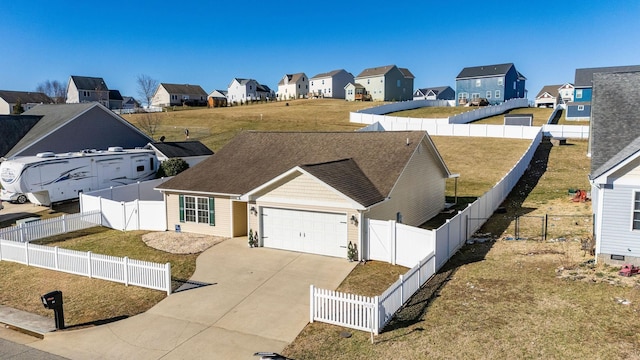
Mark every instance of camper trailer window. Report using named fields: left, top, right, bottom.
left=136, top=165, right=145, bottom=172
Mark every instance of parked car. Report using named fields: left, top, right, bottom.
left=0, top=189, right=28, bottom=204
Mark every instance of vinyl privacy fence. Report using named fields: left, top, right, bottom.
left=310, top=129, right=543, bottom=334
left=0, top=239, right=171, bottom=295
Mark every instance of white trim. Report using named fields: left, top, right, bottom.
left=632, top=190, right=640, bottom=231
left=591, top=149, right=640, bottom=185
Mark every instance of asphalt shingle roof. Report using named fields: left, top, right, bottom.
left=157, top=131, right=449, bottom=207
left=150, top=141, right=213, bottom=158
left=456, top=63, right=515, bottom=79
left=590, top=71, right=640, bottom=177
left=574, top=65, right=640, bottom=87
left=0, top=90, right=53, bottom=104
left=160, top=83, right=207, bottom=96
left=310, top=69, right=349, bottom=79
left=70, top=76, right=109, bottom=91
left=0, top=115, right=42, bottom=158
left=535, top=85, right=562, bottom=98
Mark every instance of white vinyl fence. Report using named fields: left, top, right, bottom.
left=311, top=129, right=544, bottom=334
left=0, top=239, right=171, bottom=295
left=0, top=211, right=101, bottom=243
left=79, top=178, right=170, bottom=231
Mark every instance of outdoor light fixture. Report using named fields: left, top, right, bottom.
left=350, top=215, right=358, bottom=225
left=250, top=206, right=258, bottom=216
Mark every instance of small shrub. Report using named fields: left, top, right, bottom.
left=157, top=158, right=189, bottom=177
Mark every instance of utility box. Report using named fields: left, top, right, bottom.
left=41, top=290, right=65, bottom=330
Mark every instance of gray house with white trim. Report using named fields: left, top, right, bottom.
left=589, top=71, right=640, bottom=265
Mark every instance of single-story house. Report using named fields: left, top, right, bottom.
left=145, top=140, right=214, bottom=168
left=534, top=85, right=562, bottom=108
left=2, top=103, right=152, bottom=159
left=156, top=131, right=453, bottom=260
left=589, top=71, right=640, bottom=266
left=152, top=83, right=208, bottom=107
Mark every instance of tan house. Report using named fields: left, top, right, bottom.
left=534, top=84, right=562, bottom=108
left=156, top=131, right=452, bottom=260
left=152, top=83, right=208, bottom=107
left=352, top=65, right=415, bottom=101
left=276, top=73, right=308, bottom=100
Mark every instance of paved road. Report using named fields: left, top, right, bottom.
left=0, top=327, right=68, bottom=360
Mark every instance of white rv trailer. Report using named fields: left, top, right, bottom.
left=0, top=147, right=158, bottom=206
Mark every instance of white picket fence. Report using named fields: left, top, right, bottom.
left=0, top=211, right=102, bottom=243
left=0, top=239, right=171, bottom=295
left=311, top=129, right=544, bottom=334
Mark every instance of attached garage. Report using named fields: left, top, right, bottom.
left=261, top=207, right=348, bottom=258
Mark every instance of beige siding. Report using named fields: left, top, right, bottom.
left=67, top=81, right=80, bottom=103
left=165, top=192, right=233, bottom=237
left=259, top=173, right=351, bottom=207
left=0, top=99, right=10, bottom=115
left=152, top=87, right=171, bottom=107
left=367, top=140, right=445, bottom=226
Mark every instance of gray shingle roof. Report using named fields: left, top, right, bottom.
left=0, top=90, right=53, bottom=104
left=456, top=63, right=515, bottom=79
left=310, top=69, right=349, bottom=79
left=356, top=65, right=396, bottom=78
left=590, top=71, right=640, bottom=176
left=149, top=141, right=213, bottom=158
left=417, top=86, right=452, bottom=95
left=278, top=73, right=306, bottom=86
left=160, top=83, right=207, bottom=96
left=70, top=76, right=109, bottom=91
left=157, top=131, right=449, bottom=207
left=574, top=65, right=640, bottom=87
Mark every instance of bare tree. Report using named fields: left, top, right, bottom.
left=35, top=80, right=67, bottom=103
left=137, top=74, right=159, bottom=108
left=136, top=112, right=162, bottom=140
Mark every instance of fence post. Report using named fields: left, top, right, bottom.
left=24, top=241, right=29, bottom=265
left=121, top=202, right=126, bottom=231
left=124, top=257, right=129, bottom=286
left=389, top=220, right=397, bottom=265
left=87, top=251, right=92, bottom=278
left=19, top=224, right=25, bottom=243
left=165, top=262, right=172, bottom=296
left=62, top=214, right=67, bottom=233
left=373, top=296, right=380, bottom=335
left=54, top=246, right=59, bottom=269
left=309, top=285, right=315, bottom=323
left=399, top=274, right=404, bottom=303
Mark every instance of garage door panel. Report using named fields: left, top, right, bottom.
left=261, top=207, right=347, bottom=258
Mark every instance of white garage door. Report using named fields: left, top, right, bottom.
left=261, top=207, right=348, bottom=258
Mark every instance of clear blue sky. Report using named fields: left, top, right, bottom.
left=1, top=1, right=639, bottom=101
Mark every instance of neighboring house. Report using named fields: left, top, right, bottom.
left=0, top=90, right=53, bottom=114
left=588, top=71, right=640, bottom=266
left=276, top=73, right=309, bottom=100
left=156, top=131, right=453, bottom=259
left=566, top=65, right=640, bottom=121
left=413, top=86, right=455, bottom=101
left=2, top=103, right=152, bottom=159
left=558, top=83, right=575, bottom=104
left=109, top=90, right=124, bottom=110
left=455, top=63, right=527, bottom=105
left=534, top=85, right=562, bottom=108
left=309, top=69, right=354, bottom=99
left=145, top=140, right=214, bottom=168
left=151, top=83, right=208, bottom=107
left=66, top=75, right=110, bottom=108
left=227, top=78, right=274, bottom=104
left=122, top=96, right=141, bottom=111
left=352, top=65, right=415, bottom=102
left=207, top=90, right=228, bottom=108
left=344, top=82, right=368, bottom=101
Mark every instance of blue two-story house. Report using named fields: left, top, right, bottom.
left=455, top=63, right=526, bottom=105
left=566, top=65, right=640, bottom=121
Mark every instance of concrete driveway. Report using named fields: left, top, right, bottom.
left=28, top=237, right=356, bottom=359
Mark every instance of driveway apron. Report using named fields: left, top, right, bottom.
left=28, top=237, right=357, bottom=359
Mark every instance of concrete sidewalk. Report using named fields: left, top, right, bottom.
left=25, top=237, right=356, bottom=359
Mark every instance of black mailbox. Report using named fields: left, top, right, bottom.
left=41, top=290, right=63, bottom=309
left=41, top=290, right=65, bottom=329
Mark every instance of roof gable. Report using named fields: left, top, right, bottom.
left=535, top=85, right=562, bottom=98
left=157, top=131, right=445, bottom=205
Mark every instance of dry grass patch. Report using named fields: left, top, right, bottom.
left=123, top=99, right=377, bottom=151
left=389, top=106, right=470, bottom=118
left=1, top=227, right=198, bottom=327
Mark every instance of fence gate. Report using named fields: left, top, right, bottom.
left=515, top=215, right=545, bottom=241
